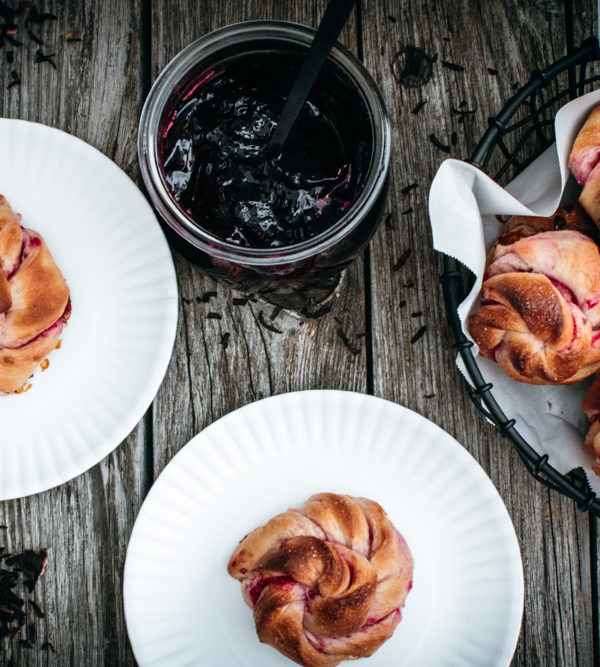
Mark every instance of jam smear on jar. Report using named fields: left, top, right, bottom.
left=159, top=51, right=371, bottom=249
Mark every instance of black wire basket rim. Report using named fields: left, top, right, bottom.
left=440, top=38, right=600, bottom=517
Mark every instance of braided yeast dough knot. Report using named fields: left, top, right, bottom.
left=569, top=104, right=600, bottom=225
left=469, top=230, right=600, bottom=384
left=228, top=493, right=414, bottom=667
left=0, top=195, right=70, bottom=393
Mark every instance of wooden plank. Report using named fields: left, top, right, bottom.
left=362, top=1, right=594, bottom=665
left=150, top=0, right=368, bottom=474
left=0, top=1, right=145, bottom=664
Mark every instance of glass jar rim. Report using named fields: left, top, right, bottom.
left=138, top=20, right=390, bottom=267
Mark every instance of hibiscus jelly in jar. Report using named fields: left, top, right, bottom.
left=139, top=21, right=390, bottom=311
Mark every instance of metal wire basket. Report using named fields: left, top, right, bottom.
left=440, top=38, right=600, bottom=516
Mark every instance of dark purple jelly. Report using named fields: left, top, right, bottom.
left=158, top=50, right=372, bottom=249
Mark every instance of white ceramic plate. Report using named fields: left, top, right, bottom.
left=0, top=119, right=178, bottom=499
left=124, top=391, right=524, bottom=667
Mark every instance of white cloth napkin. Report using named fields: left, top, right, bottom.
left=429, top=88, right=600, bottom=495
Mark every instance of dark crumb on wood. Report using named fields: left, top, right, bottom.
left=220, top=332, right=230, bottom=349
left=450, top=105, right=476, bottom=116
left=388, top=14, right=397, bottom=22
left=206, top=312, right=222, bottom=320
left=336, top=329, right=361, bottom=356
left=34, top=49, right=56, bottom=68
left=384, top=212, right=393, bottom=229
left=547, top=401, right=552, bottom=410
left=451, top=131, right=457, bottom=146
left=443, top=36, right=451, bottom=41
left=7, top=70, right=19, bottom=89
left=182, top=297, right=192, bottom=304
left=402, top=207, right=413, bottom=215
left=429, top=133, right=450, bottom=153
left=411, top=99, right=427, bottom=114
left=442, top=60, right=464, bottom=71
left=27, top=622, right=36, bottom=642
left=27, top=28, right=42, bottom=44
left=197, top=290, right=217, bottom=303
left=232, top=297, right=248, bottom=306
left=6, top=549, right=47, bottom=592
left=424, top=392, right=436, bottom=399
left=410, top=325, right=427, bottom=343
left=6, top=49, right=14, bottom=63
left=19, top=639, right=33, bottom=648
left=459, top=100, right=467, bottom=107
left=401, top=183, right=418, bottom=195
left=392, top=248, right=412, bottom=272
left=0, top=525, right=7, bottom=530
left=300, top=302, right=332, bottom=319
left=356, top=332, right=367, bottom=339
left=258, top=311, right=283, bottom=333
left=66, top=36, right=82, bottom=42
left=488, top=66, right=498, bottom=75
left=26, top=7, right=57, bottom=25
left=511, top=81, right=520, bottom=90
left=29, top=600, right=44, bottom=618
left=399, top=300, right=407, bottom=307
left=404, top=279, right=415, bottom=288
left=269, top=306, right=282, bottom=321
left=42, top=641, right=55, bottom=653
left=411, top=311, right=422, bottom=317
left=4, top=33, right=22, bottom=46
left=380, top=45, right=384, bottom=56
left=391, top=46, right=434, bottom=88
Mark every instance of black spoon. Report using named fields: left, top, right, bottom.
left=267, top=0, right=357, bottom=157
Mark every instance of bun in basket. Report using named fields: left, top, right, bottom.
left=569, top=104, right=600, bottom=225
left=0, top=195, right=70, bottom=393
left=469, top=230, right=600, bottom=384
left=228, top=493, right=414, bottom=667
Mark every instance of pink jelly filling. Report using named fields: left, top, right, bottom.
left=247, top=576, right=296, bottom=607
left=571, top=146, right=600, bottom=185
left=357, top=607, right=402, bottom=634
left=12, top=298, right=71, bottom=350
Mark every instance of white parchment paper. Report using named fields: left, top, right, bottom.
left=429, top=88, right=600, bottom=495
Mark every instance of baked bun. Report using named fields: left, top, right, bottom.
left=582, top=375, right=600, bottom=475
left=228, top=493, right=414, bottom=667
left=496, top=203, right=598, bottom=246
left=0, top=196, right=70, bottom=393
left=469, top=230, right=600, bottom=384
left=569, top=105, right=600, bottom=224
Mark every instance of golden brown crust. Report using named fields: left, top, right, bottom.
left=570, top=105, right=600, bottom=173
left=0, top=196, right=69, bottom=393
left=0, top=195, right=23, bottom=275
left=582, top=376, right=600, bottom=474
left=469, top=230, right=600, bottom=385
left=228, top=493, right=414, bottom=667
left=0, top=270, right=11, bottom=314
left=569, top=105, right=600, bottom=224
left=497, top=203, right=598, bottom=246
left=579, top=165, right=600, bottom=226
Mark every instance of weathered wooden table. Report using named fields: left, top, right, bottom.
left=0, top=0, right=598, bottom=664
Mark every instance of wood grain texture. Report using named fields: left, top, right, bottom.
left=150, top=0, right=368, bottom=476
left=0, top=1, right=146, bottom=664
left=362, top=1, right=595, bottom=665
left=0, top=0, right=598, bottom=664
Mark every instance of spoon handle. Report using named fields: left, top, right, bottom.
left=268, top=0, right=357, bottom=155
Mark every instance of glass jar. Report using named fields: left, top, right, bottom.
left=138, top=21, right=390, bottom=311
